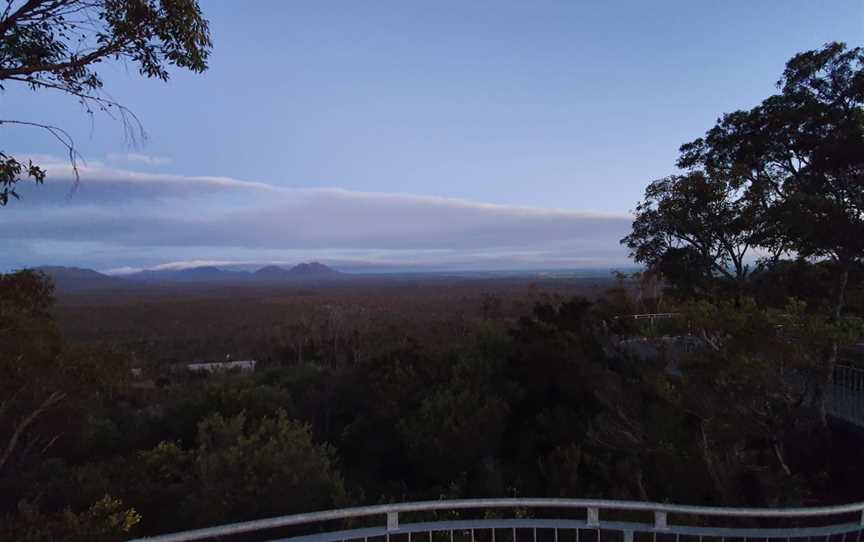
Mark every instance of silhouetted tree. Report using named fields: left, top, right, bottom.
left=677, top=42, right=864, bottom=424
left=623, top=171, right=763, bottom=296
left=0, top=0, right=212, bottom=205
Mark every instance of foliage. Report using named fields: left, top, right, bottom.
left=625, top=42, right=864, bottom=305
left=192, top=411, right=348, bottom=524
left=680, top=43, right=864, bottom=267
left=0, top=271, right=131, bottom=480
left=0, top=152, right=45, bottom=205
left=0, top=0, right=212, bottom=205
left=747, top=259, right=836, bottom=311
left=622, top=171, right=762, bottom=295
left=398, top=354, right=510, bottom=494
left=0, top=495, right=140, bottom=542
left=676, top=300, right=813, bottom=503
left=622, top=42, right=864, bottom=425
left=3, top=265, right=864, bottom=537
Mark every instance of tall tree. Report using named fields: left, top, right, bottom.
left=0, top=0, right=212, bottom=205
left=667, top=42, right=864, bottom=424
left=678, top=43, right=864, bottom=317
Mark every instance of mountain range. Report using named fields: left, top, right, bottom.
left=35, top=262, right=344, bottom=291
left=34, top=266, right=128, bottom=292
left=254, top=262, right=340, bottom=280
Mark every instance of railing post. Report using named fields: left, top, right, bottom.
left=654, top=511, right=668, bottom=531
left=623, top=531, right=633, bottom=542
left=859, top=508, right=864, bottom=527
left=586, top=507, right=599, bottom=528
left=387, top=511, right=399, bottom=531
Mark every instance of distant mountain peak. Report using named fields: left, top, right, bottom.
left=36, top=265, right=104, bottom=275
left=36, top=261, right=346, bottom=289
left=287, top=262, right=340, bottom=276
left=34, top=265, right=124, bottom=292
left=252, top=262, right=341, bottom=280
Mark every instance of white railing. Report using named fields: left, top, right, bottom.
left=612, top=313, right=681, bottom=321
left=128, top=498, right=864, bottom=542
left=831, top=364, right=864, bottom=425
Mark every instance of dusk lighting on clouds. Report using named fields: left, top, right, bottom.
left=1, top=157, right=633, bottom=272
left=2, top=1, right=859, bottom=272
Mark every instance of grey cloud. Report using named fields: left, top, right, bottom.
left=106, top=153, right=173, bottom=166
left=12, top=159, right=279, bottom=205
left=2, top=163, right=633, bottom=269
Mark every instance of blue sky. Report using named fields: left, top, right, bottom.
left=2, top=1, right=862, bottom=272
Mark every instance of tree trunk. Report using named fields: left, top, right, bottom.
left=634, top=467, right=649, bottom=501
left=815, top=343, right=837, bottom=428
left=699, top=421, right=732, bottom=503
left=833, top=266, right=849, bottom=321
left=772, top=440, right=792, bottom=476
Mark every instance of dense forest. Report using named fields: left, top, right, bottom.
left=1, top=0, right=863, bottom=540
left=2, top=261, right=864, bottom=540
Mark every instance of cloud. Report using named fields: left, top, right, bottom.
left=106, top=152, right=173, bottom=166
left=12, top=157, right=278, bottom=204
left=1, top=160, right=634, bottom=271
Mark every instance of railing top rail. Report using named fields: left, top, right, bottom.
left=613, top=313, right=681, bottom=320
left=129, top=498, right=864, bottom=542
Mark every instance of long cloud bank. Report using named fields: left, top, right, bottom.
left=1, top=157, right=634, bottom=271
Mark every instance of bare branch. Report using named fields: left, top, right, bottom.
left=0, top=119, right=81, bottom=186
left=0, top=390, right=66, bottom=472
left=5, top=74, right=147, bottom=145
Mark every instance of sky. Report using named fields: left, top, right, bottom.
left=2, top=0, right=862, bottom=273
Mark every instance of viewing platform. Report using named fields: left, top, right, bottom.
left=130, top=498, right=864, bottom=542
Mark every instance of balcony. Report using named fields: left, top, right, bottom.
left=130, top=498, right=864, bottom=542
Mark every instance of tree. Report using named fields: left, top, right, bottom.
left=0, top=270, right=128, bottom=475
left=398, top=354, right=510, bottom=493
left=747, top=259, right=835, bottom=311
left=0, top=0, right=212, bottom=205
left=0, top=270, right=142, bottom=539
left=679, top=43, right=864, bottom=310
left=0, top=270, right=63, bottom=474
left=502, top=298, right=610, bottom=494
left=676, top=300, right=816, bottom=504
left=628, top=42, right=863, bottom=304
left=676, top=42, right=864, bottom=424
left=192, top=411, right=348, bottom=525
left=622, top=170, right=763, bottom=298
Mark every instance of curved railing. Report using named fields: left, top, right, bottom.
left=129, top=498, right=864, bottom=542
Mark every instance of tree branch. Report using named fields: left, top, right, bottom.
left=0, top=0, right=47, bottom=37
left=0, top=119, right=81, bottom=184
left=0, top=39, right=127, bottom=80
left=6, top=74, right=146, bottom=144
left=0, top=390, right=66, bottom=472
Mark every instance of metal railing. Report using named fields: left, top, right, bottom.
left=612, top=313, right=681, bottom=321
left=831, top=364, right=864, bottom=426
left=129, top=498, right=864, bottom=542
